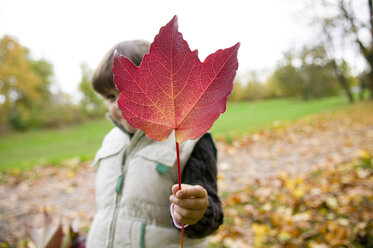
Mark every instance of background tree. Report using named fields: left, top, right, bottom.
left=358, top=70, right=370, bottom=100
left=0, top=35, right=108, bottom=131
left=0, top=35, right=51, bottom=130
left=243, top=71, right=267, bottom=101
left=78, top=63, right=106, bottom=118
left=271, top=51, right=304, bottom=98
left=266, top=75, right=283, bottom=99
left=321, top=20, right=355, bottom=103
left=271, top=46, right=341, bottom=100
left=30, top=58, right=54, bottom=101
left=228, top=80, right=245, bottom=102
left=299, top=45, right=341, bottom=99
left=310, top=0, right=373, bottom=100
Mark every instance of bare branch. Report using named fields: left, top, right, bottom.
left=339, top=0, right=370, bottom=57
left=369, top=0, right=373, bottom=40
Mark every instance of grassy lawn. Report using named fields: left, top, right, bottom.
left=211, top=95, right=349, bottom=140
left=0, top=96, right=350, bottom=172
left=0, top=120, right=112, bottom=172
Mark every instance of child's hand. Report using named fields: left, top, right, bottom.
left=170, top=184, right=208, bottom=225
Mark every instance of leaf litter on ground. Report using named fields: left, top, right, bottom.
left=0, top=102, right=372, bottom=247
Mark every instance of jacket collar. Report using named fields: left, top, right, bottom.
left=105, top=113, right=134, bottom=138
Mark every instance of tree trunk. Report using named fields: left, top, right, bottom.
left=359, top=77, right=366, bottom=101
left=338, top=0, right=373, bottom=101
left=331, top=60, right=354, bottom=103
left=369, top=72, right=373, bottom=100
left=340, top=77, right=355, bottom=103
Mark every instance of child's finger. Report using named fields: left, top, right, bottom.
left=173, top=207, right=198, bottom=225
left=171, top=184, right=194, bottom=195
left=170, top=195, right=207, bottom=209
left=174, top=204, right=202, bottom=220
left=171, top=184, right=179, bottom=195
left=176, top=185, right=206, bottom=199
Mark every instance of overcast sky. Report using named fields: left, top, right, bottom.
left=0, top=0, right=315, bottom=96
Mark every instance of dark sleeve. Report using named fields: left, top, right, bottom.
left=179, top=133, right=224, bottom=238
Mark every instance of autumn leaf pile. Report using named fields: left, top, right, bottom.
left=211, top=151, right=373, bottom=248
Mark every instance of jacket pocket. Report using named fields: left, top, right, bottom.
left=137, top=145, right=176, bottom=175
left=124, top=221, right=146, bottom=248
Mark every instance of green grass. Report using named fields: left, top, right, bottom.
left=0, top=96, right=350, bottom=172
left=211, top=95, right=349, bottom=140
left=0, top=120, right=112, bottom=172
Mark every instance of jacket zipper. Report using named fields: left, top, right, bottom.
left=106, top=131, right=145, bottom=248
left=107, top=152, right=126, bottom=248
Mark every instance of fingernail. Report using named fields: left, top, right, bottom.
left=176, top=191, right=182, bottom=198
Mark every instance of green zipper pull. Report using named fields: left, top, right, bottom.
left=115, top=175, right=124, bottom=193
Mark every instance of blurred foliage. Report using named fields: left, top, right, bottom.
left=309, top=0, right=373, bottom=100
left=229, top=72, right=268, bottom=102
left=243, top=72, right=267, bottom=101
left=78, top=63, right=106, bottom=118
left=211, top=152, right=373, bottom=247
left=229, top=44, right=356, bottom=103
left=0, top=35, right=48, bottom=130
left=0, top=35, right=106, bottom=132
left=229, top=80, right=246, bottom=102
left=269, top=45, right=341, bottom=101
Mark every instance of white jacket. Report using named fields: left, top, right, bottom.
left=86, top=127, right=209, bottom=248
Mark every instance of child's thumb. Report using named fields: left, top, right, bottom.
left=171, top=184, right=180, bottom=195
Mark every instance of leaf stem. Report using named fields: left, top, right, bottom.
left=175, top=140, right=184, bottom=248
left=176, top=141, right=181, bottom=189
left=180, top=225, right=184, bottom=248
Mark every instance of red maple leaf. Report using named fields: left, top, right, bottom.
left=113, top=15, right=240, bottom=143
